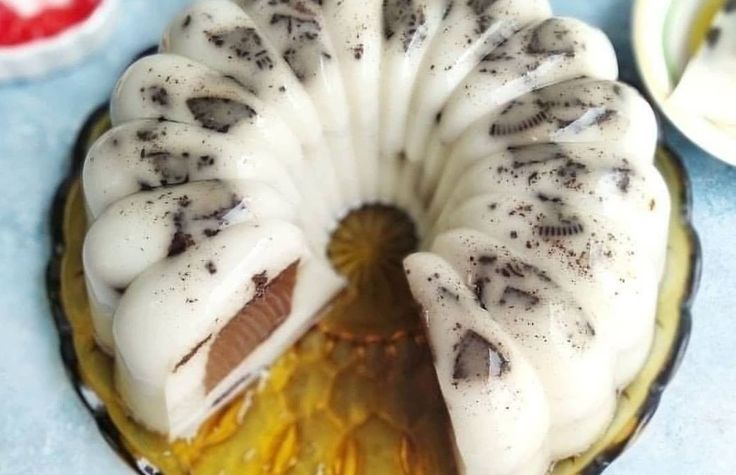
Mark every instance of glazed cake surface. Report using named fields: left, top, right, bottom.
left=81, top=0, right=669, bottom=473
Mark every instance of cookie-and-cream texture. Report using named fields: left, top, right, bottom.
left=81, top=0, right=668, bottom=473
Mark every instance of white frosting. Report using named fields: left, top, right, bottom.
left=404, top=253, right=551, bottom=475
left=430, top=230, right=616, bottom=459
left=113, top=221, right=343, bottom=438
left=82, top=120, right=301, bottom=217
left=437, top=192, right=660, bottom=386
left=413, top=17, right=619, bottom=200
left=322, top=0, right=383, bottom=203
left=430, top=143, right=670, bottom=273
left=111, top=54, right=299, bottom=163
left=83, top=180, right=296, bottom=351
left=428, top=78, right=658, bottom=209
left=82, top=0, right=668, bottom=472
left=404, top=0, right=552, bottom=164
left=377, top=0, right=446, bottom=204
left=438, top=17, right=618, bottom=145
left=395, top=0, right=551, bottom=211
left=161, top=0, right=344, bottom=214
left=235, top=0, right=361, bottom=210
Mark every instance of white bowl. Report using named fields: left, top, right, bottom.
left=633, top=0, right=736, bottom=166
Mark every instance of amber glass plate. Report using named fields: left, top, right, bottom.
left=47, top=105, right=700, bottom=475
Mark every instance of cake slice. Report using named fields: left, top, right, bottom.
left=431, top=229, right=617, bottom=458
left=83, top=179, right=295, bottom=352
left=113, top=221, right=343, bottom=439
left=404, top=252, right=551, bottom=475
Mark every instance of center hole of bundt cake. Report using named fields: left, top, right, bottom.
left=320, top=204, right=422, bottom=341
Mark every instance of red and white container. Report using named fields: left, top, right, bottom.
left=0, top=0, right=117, bottom=81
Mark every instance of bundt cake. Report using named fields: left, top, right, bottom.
left=81, top=0, right=669, bottom=473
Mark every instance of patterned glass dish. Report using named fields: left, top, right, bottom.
left=47, top=100, right=700, bottom=474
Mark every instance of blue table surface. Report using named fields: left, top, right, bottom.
left=1, top=1, right=734, bottom=474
